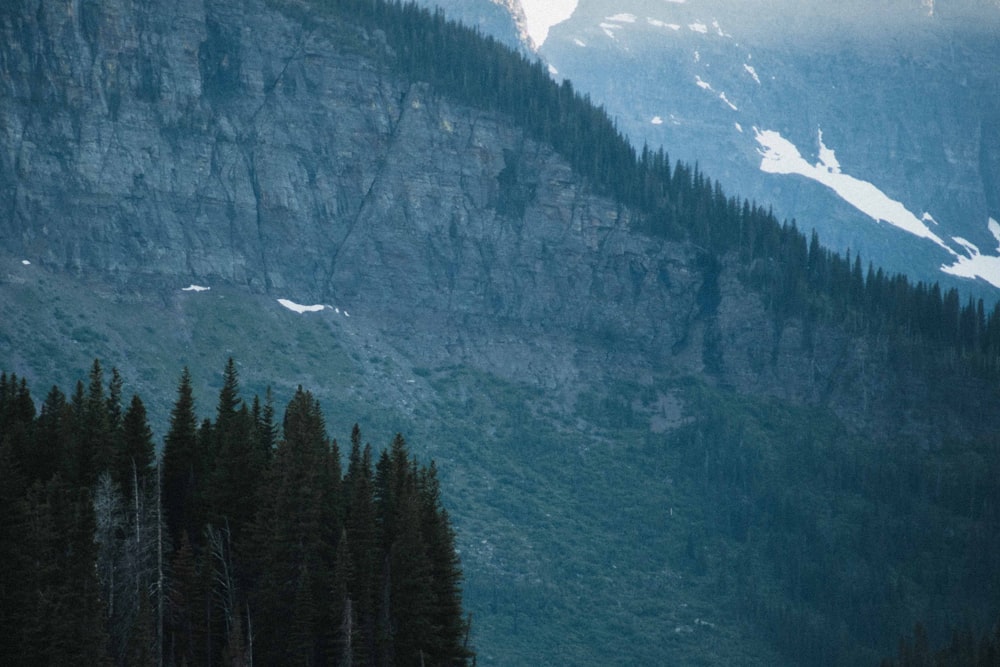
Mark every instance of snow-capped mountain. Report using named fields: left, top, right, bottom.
left=426, top=0, right=1000, bottom=297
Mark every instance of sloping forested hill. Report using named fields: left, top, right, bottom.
left=1, top=0, right=999, bottom=664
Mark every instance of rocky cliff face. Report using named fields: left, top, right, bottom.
left=1, top=0, right=996, bottom=439
left=535, top=0, right=1000, bottom=296
left=0, top=0, right=696, bottom=341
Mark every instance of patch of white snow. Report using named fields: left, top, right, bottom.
left=21, top=260, right=30, bottom=266
left=735, top=122, right=743, bottom=133
left=278, top=298, right=325, bottom=314
left=744, top=63, right=761, bottom=84
left=695, top=75, right=712, bottom=90
left=719, top=92, right=738, bottom=111
left=599, top=22, right=621, bottom=39
left=941, top=220, right=1000, bottom=288
left=182, top=285, right=210, bottom=292
left=815, top=129, right=841, bottom=174
left=754, top=127, right=954, bottom=254
left=648, top=18, right=681, bottom=30
left=606, top=13, right=636, bottom=22
left=519, top=0, right=578, bottom=47
left=922, top=212, right=939, bottom=225
left=689, top=22, right=708, bottom=33
left=712, top=20, right=730, bottom=37
left=548, top=64, right=559, bottom=76
left=574, top=38, right=587, bottom=46
left=652, top=116, right=664, bottom=125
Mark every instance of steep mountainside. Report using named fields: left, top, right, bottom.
left=1, top=1, right=999, bottom=665
left=508, top=0, right=1000, bottom=297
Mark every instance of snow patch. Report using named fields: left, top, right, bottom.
left=712, top=20, right=730, bottom=37
left=519, top=0, right=578, bottom=47
left=648, top=18, right=681, bottom=30
left=182, top=284, right=210, bottom=292
left=816, top=129, right=841, bottom=173
left=735, top=122, right=743, bottom=133
left=278, top=299, right=325, bottom=314
left=574, top=38, right=587, bottom=46
left=599, top=22, right=622, bottom=39
left=548, top=63, right=559, bottom=76
left=754, top=127, right=954, bottom=254
left=688, top=22, right=708, bottom=33
left=695, top=75, right=712, bottom=90
left=744, top=63, right=761, bottom=84
left=922, top=212, right=939, bottom=225
left=21, top=259, right=30, bottom=266
left=606, top=13, right=636, bottom=22
left=719, top=92, right=738, bottom=111
left=941, top=218, right=1000, bottom=288
left=693, top=50, right=700, bottom=63
left=651, top=116, right=664, bottom=125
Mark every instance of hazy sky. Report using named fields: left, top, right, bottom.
left=519, top=0, right=578, bottom=46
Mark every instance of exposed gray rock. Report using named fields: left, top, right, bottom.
left=1, top=0, right=996, bottom=442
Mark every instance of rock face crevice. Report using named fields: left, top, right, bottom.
left=2, top=0, right=998, bottom=441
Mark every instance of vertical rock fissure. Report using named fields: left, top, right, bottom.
left=320, top=80, right=410, bottom=300
left=240, top=144, right=271, bottom=289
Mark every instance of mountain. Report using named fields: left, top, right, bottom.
left=2, top=0, right=1000, bottom=664
left=460, top=0, right=1000, bottom=299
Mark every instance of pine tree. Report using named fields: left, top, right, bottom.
left=208, top=359, right=260, bottom=545
left=248, top=387, right=334, bottom=665
left=117, top=394, right=156, bottom=505
left=161, top=368, right=202, bottom=547
left=30, top=384, right=68, bottom=484
left=345, top=430, right=379, bottom=666
left=418, top=462, right=471, bottom=665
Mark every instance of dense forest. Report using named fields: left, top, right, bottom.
left=0, top=359, right=473, bottom=666
left=881, top=622, right=1000, bottom=667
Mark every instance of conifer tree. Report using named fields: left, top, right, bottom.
left=345, top=431, right=379, bottom=665
left=249, top=387, right=334, bottom=664
left=161, top=368, right=202, bottom=547
left=117, top=394, right=156, bottom=505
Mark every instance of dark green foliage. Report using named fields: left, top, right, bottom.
left=0, top=361, right=472, bottom=666
left=161, top=368, right=203, bottom=547
left=882, top=621, right=1000, bottom=666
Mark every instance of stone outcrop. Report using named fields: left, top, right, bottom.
left=1, top=0, right=997, bottom=441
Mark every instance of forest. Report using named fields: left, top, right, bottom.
left=0, top=359, right=473, bottom=666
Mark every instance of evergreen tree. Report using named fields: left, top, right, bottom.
left=345, top=429, right=379, bottom=665
left=161, top=368, right=202, bottom=547
left=117, top=394, right=156, bottom=505
left=249, top=387, right=335, bottom=665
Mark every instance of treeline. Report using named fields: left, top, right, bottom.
left=880, top=621, right=1000, bottom=666
left=301, top=0, right=1000, bottom=369
left=0, top=359, right=473, bottom=666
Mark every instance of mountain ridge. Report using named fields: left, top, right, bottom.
left=2, top=0, right=1000, bottom=664
left=468, top=0, right=1000, bottom=297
